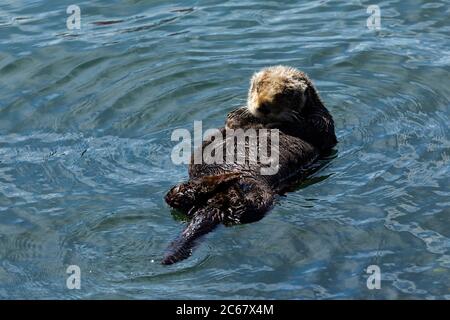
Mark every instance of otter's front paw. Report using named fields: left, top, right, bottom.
left=226, top=107, right=262, bottom=129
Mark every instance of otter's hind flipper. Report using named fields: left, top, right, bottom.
left=165, top=172, right=241, bottom=213
left=162, top=180, right=276, bottom=265
left=161, top=208, right=222, bottom=265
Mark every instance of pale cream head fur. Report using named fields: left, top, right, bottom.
left=247, top=66, right=310, bottom=122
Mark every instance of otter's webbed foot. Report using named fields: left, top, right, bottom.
left=165, top=172, right=242, bottom=215
left=165, top=182, right=197, bottom=214
left=222, top=180, right=275, bottom=225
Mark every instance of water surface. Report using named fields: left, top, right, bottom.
left=0, top=0, right=449, bottom=299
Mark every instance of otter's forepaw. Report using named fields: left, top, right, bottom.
left=226, top=107, right=261, bottom=129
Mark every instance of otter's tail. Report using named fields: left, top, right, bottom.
left=161, top=209, right=221, bottom=265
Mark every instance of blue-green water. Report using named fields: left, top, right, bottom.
left=0, top=0, right=449, bottom=299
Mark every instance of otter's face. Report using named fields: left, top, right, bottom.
left=247, top=66, right=309, bottom=122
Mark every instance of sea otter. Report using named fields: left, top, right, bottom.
left=162, top=66, right=337, bottom=265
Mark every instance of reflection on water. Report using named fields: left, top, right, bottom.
left=0, top=0, right=449, bottom=299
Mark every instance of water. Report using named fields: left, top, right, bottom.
left=0, top=0, right=449, bottom=300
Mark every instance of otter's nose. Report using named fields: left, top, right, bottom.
left=258, top=103, right=271, bottom=115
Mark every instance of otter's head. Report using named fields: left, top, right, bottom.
left=247, top=66, right=321, bottom=122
